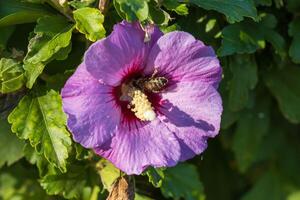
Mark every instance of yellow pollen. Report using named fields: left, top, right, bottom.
left=130, top=89, right=156, bottom=121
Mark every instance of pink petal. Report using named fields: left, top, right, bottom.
left=84, top=21, right=163, bottom=86
left=146, top=31, right=222, bottom=88
left=61, top=63, right=121, bottom=148
left=158, top=81, right=222, bottom=160
left=94, top=120, right=181, bottom=175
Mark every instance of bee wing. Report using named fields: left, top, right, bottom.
left=163, top=83, right=180, bottom=93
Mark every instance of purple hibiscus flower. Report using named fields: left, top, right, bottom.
left=61, top=21, right=222, bottom=175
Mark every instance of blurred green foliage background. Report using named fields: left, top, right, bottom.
left=1, top=0, right=300, bottom=199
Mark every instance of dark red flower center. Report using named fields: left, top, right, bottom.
left=112, top=68, right=164, bottom=125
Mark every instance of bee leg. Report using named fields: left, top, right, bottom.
left=151, top=68, right=158, bottom=78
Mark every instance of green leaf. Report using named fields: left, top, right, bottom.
left=288, top=18, right=300, bottom=64
left=264, top=66, right=300, bottom=123
left=189, top=0, right=258, bottom=23
left=221, top=99, right=240, bottom=129
left=161, top=163, right=205, bottom=200
left=0, top=58, right=25, bottom=94
left=228, top=55, right=258, bottom=111
left=0, top=164, right=51, bottom=200
left=219, top=14, right=286, bottom=57
left=0, top=117, right=24, bottom=168
left=52, top=43, right=72, bottom=61
left=0, top=26, right=15, bottom=51
left=98, top=159, right=120, bottom=191
left=264, top=29, right=286, bottom=58
left=288, top=191, right=300, bottom=200
left=40, top=163, right=100, bottom=199
left=242, top=171, right=285, bottom=200
left=219, top=22, right=261, bottom=56
left=24, top=16, right=74, bottom=88
left=135, top=193, right=153, bottom=200
left=23, top=144, right=50, bottom=177
left=114, top=0, right=149, bottom=21
left=160, top=24, right=180, bottom=34
left=8, top=88, right=72, bottom=172
left=232, top=98, right=270, bottom=172
left=163, top=0, right=188, bottom=15
left=69, top=0, right=96, bottom=9
left=144, top=167, right=165, bottom=188
left=148, top=1, right=170, bottom=25
left=74, top=143, right=90, bottom=160
left=73, top=7, right=106, bottom=42
left=0, top=0, right=51, bottom=27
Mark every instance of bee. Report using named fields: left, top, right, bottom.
left=134, top=70, right=168, bottom=93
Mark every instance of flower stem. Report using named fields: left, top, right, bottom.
left=98, top=0, right=110, bottom=15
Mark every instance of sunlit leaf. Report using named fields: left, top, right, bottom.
left=288, top=191, right=300, bottom=200
left=23, top=16, right=74, bottom=88
left=69, top=0, right=96, bottom=9
left=114, top=0, right=149, bottom=21
left=163, top=0, right=188, bottom=15
left=148, top=1, right=170, bottom=25
left=0, top=58, right=25, bottom=94
left=144, top=167, right=165, bottom=188
left=135, top=193, right=153, bottom=200
left=41, top=163, right=100, bottom=199
left=98, top=159, right=120, bottom=191
left=8, top=88, right=72, bottom=171
left=73, top=7, right=106, bottom=42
